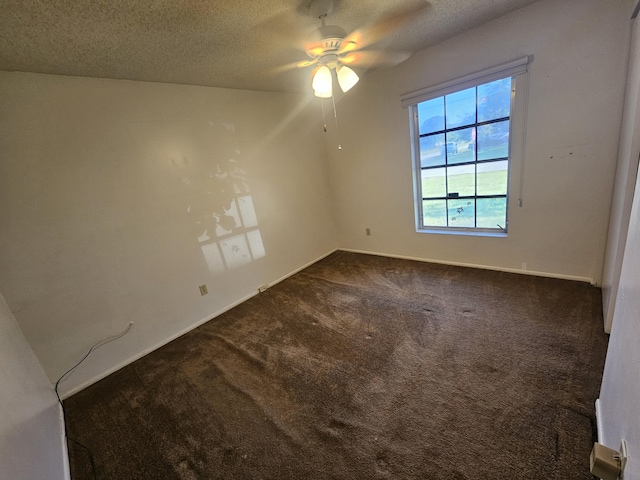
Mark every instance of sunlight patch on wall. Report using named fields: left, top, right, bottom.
left=199, top=193, right=266, bottom=273
left=135, top=119, right=266, bottom=274
left=191, top=129, right=266, bottom=273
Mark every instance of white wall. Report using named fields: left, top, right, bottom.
left=598, top=5, right=640, bottom=479
left=326, top=0, right=632, bottom=284
left=598, top=128, right=640, bottom=480
left=602, top=9, right=640, bottom=332
left=0, top=291, right=68, bottom=480
left=0, top=72, right=336, bottom=397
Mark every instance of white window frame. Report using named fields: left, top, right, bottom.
left=402, top=56, right=531, bottom=236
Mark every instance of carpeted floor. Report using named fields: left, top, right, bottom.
left=64, top=251, right=608, bottom=479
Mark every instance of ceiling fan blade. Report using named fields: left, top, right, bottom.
left=265, top=57, right=318, bottom=76
left=338, top=1, right=430, bottom=54
left=297, top=58, right=319, bottom=68
left=251, top=7, right=315, bottom=52
left=341, top=50, right=412, bottom=69
left=267, top=62, right=303, bottom=76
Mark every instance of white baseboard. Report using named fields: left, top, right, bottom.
left=338, top=248, right=594, bottom=284
left=59, top=403, right=71, bottom=480
left=265, top=248, right=338, bottom=289
left=595, top=398, right=604, bottom=442
left=60, top=246, right=592, bottom=399
left=59, top=248, right=338, bottom=399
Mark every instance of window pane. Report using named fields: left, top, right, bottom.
left=423, top=199, right=447, bottom=227
left=478, top=78, right=512, bottom=122
left=448, top=198, right=475, bottom=227
left=418, top=97, right=445, bottom=135
left=477, top=160, right=508, bottom=195
left=446, top=127, right=475, bottom=165
left=445, top=87, right=476, bottom=129
left=447, top=164, right=475, bottom=197
left=412, top=73, right=514, bottom=233
left=477, top=120, right=509, bottom=161
left=476, top=197, right=507, bottom=229
left=422, top=168, right=446, bottom=198
left=420, top=133, right=445, bottom=167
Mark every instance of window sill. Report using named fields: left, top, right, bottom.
left=417, top=228, right=508, bottom=238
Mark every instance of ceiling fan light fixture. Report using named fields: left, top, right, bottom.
left=312, top=65, right=333, bottom=97
left=337, top=65, right=359, bottom=92
left=314, top=86, right=333, bottom=98
left=312, top=65, right=332, bottom=92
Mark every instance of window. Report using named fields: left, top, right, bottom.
left=402, top=57, right=530, bottom=235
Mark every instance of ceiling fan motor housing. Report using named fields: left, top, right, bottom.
left=306, top=24, right=348, bottom=59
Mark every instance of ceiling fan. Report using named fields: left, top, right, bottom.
left=287, top=0, right=427, bottom=97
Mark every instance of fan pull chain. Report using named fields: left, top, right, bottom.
left=331, top=94, right=342, bottom=150
left=321, top=98, right=327, bottom=132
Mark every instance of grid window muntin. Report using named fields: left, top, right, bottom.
left=414, top=76, right=513, bottom=233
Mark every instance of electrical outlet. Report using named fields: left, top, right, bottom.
left=521, top=262, right=527, bottom=271
left=199, top=284, right=208, bottom=296
left=366, top=228, right=371, bottom=236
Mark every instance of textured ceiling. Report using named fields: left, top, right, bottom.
left=0, top=0, right=542, bottom=93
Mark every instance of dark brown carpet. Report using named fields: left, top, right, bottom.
left=64, top=251, right=608, bottom=479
